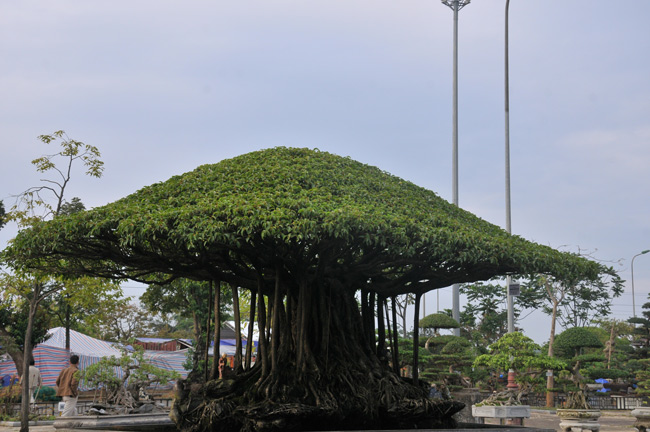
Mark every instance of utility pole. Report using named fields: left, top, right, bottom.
left=504, top=0, right=515, bottom=334
left=441, top=0, right=471, bottom=336
left=632, top=250, right=650, bottom=319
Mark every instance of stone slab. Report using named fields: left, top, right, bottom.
left=472, top=405, right=532, bottom=419
left=319, top=426, right=553, bottom=432
left=50, top=414, right=553, bottom=432
left=53, top=413, right=175, bottom=432
left=0, top=421, right=55, bottom=427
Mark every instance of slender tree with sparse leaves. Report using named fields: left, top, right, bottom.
left=2, top=131, right=105, bottom=432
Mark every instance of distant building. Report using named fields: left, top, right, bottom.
left=133, top=323, right=247, bottom=352
left=132, top=338, right=191, bottom=351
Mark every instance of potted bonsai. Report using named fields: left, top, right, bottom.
left=629, top=295, right=650, bottom=431
left=553, top=327, right=604, bottom=431
left=419, top=313, right=471, bottom=392
left=419, top=313, right=461, bottom=349
left=472, top=332, right=563, bottom=425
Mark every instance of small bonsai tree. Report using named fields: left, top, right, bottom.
left=83, top=346, right=180, bottom=411
left=423, top=335, right=474, bottom=391
left=553, top=327, right=604, bottom=409
left=397, top=337, right=434, bottom=380
left=630, top=295, right=650, bottom=399
left=635, top=358, right=650, bottom=402
left=419, top=313, right=460, bottom=349
left=474, top=332, right=565, bottom=405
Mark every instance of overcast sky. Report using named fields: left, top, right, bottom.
left=1, top=1, right=649, bottom=344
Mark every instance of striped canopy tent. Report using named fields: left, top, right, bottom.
left=0, top=345, right=70, bottom=388
left=208, top=339, right=258, bottom=357
left=43, top=327, right=190, bottom=379
left=0, top=328, right=190, bottom=388
left=0, top=328, right=116, bottom=387
left=42, top=327, right=121, bottom=358
left=143, top=350, right=190, bottom=378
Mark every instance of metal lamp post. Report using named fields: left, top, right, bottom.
left=631, top=249, right=650, bottom=319
left=504, top=0, right=515, bottom=334
left=441, top=0, right=471, bottom=337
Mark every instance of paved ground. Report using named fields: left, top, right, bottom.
left=0, top=410, right=638, bottom=431
left=0, top=426, right=55, bottom=432
left=484, top=409, right=636, bottom=431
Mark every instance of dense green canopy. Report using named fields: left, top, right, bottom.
left=554, top=327, right=604, bottom=356
left=4, top=147, right=601, bottom=294
left=419, top=313, right=460, bottom=330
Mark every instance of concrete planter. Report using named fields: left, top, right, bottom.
left=472, top=405, right=531, bottom=426
left=53, top=413, right=176, bottom=432
left=472, top=404, right=531, bottom=419
left=632, top=407, right=650, bottom=432
left=556, top=408, right=601, bottom=432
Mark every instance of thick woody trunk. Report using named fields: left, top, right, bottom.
left=204, top=284, right=212, bottom=382
left=232, top=285, right=242, bottom=372
left=65, top=296, right=71, bottom=351
left=391, top=297, right=400, bottom=375
left=174, top=281, right=462, bottom=432
left=607, top=325, right=615, bottom=369
left=413, top=293, right=421, bottom=387
left=377, top=296, right=386, bottom=361
left=244, top=291, right=256, bottom=371
left=270, top=272, right=281, bottom=375
left=546, top=297, right=559, bottom=408
left=189, top=309, right=206, bottom=382
left=21, top=288, right=40, bottom=432
left=256, top=275, right=269, bottom=378
left=210, top=280, right=221, bottom=380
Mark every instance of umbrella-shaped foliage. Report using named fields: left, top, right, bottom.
left=4, top=148, right=604, bottom=293
left=420, top=313, right=460, bottom=333
left=2, top=148, right=613, bottom=431
left=554, top=327, right=603, bottom=358
left=419, top=312, right=461, bottom=357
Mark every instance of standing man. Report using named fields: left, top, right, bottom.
left=56, top=354, right=80, bottom=417
left=20, top=359, right=42, bottom=403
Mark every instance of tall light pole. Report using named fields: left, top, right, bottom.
left=631, top=249, right=650, bottom=319
left=441, top=0, right=471, bottom=337
left=504, top=0, right=515, bottom=334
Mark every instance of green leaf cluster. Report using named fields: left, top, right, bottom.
left=473, top=332, right=565, bottom=374
left=82, top=345, right=180, bottom=406
left=553, top=327, right=603, bottom=358
left=4, top=148, right=607, bottom=300
left=419, top=313, right=459, bottom=331
left=0, top=200, right=6, bottom=232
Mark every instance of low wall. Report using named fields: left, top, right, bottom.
left=453, top=389, right=488, bottom=424
left=2, top=398, right=173, bottom=417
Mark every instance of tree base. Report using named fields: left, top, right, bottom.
left=171, top=371, right=464, bottom=432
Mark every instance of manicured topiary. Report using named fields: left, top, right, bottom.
left=35, top=386, right=60, bottom=402
left=554, top=327, right=603, bottom=357
left=554, top=327, right=605, bottom=408
left=420, top=313, right=460, bottom=334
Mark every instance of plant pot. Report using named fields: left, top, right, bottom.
left=472, top=405, right=530, bottom=426
left=631, top=407, right=650, bottom=432
left=556, top=408, right=601, bottom=432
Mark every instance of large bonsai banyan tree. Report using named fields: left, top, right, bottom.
left=4, top=148, right=607, bottom=431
